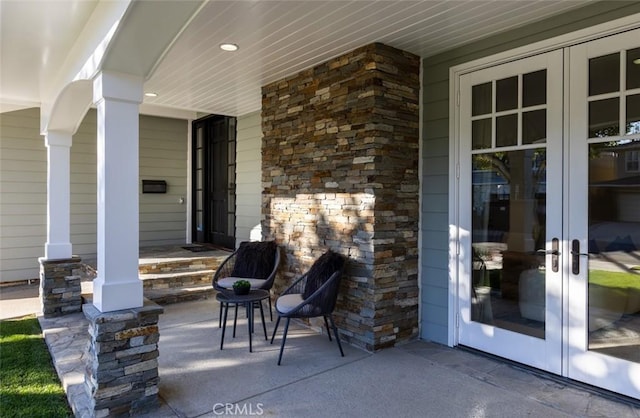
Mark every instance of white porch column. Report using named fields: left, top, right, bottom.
left=44, top=131, right=73, bottom=259
left=92, top=71, right=144, bottom=312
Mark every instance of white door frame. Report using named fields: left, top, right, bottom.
left=447, top=10, right=640, bottom=397
left=447, top=11, right=640, bottom=348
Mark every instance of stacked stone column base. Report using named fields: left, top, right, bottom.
left=39, top=257, right=83, bottom=318
left=83, top=301, right=163, bottom=417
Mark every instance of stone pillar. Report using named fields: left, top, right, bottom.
left=39, top=257, right=83, bottom=317
left=92, top=71, right=144, bottom=312
left=83, top=301, right=163, bottom=416
left=261, top=43, right=420, bottom=351
left=44, top=131, right=73, bottom=260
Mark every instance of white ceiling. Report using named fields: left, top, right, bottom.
left=0, top=0, right=99, bottom=111
left=1, top=0, right=593, bottom=117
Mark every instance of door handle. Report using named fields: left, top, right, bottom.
left=571, top=239, right=589, bottom=275
left=536, top=238, right=559, bottom=272
left=551, top=237, right=559, bottom=273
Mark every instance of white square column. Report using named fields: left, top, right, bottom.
left=92, top=72, right=144, bottom=312
left=44, top=131, right=73, bottom=260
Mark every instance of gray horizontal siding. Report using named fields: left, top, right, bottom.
left=139, top=114, right=188, bottom=247
left=419, top=1, right=640, bottom=343
left=235, top=111, right=262, bottom=247
left=0, top=108, right=189, bottom=282
left=70, top=110, right=97, bottom=259
left=0, top=108, right=45, bottom=281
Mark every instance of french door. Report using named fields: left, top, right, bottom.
left=457, top=29, right=640, bottom=398
left=458, top=50, right=564, bottom=373
left=567, top=29, right=640, bottom=399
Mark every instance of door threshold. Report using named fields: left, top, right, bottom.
left=457, top=345, right=640, bottom=408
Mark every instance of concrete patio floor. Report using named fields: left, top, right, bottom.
left=2, top=277, right=640, bottom=417
left=5, top=290, right=634, bottom=418
left=147, top=299, right=640, bottom=418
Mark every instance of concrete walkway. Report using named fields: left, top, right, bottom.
left=2, top=285, right=640, bottom=417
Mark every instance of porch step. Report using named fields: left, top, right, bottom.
left=81, top=245, right=232, bottom=306
left=82, top=284, right=216, bottom=306
left=144, top=283, right=216, bottom=305
left=140, top=270, right=214, bottom=290
left=138, top=255, right=226, bottom=275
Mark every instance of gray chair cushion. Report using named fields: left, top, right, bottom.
left=276, top=294, right=303, bottom=314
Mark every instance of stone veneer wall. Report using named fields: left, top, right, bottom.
left=262, top=43, right=420, bottom=351
left=83, top=301, right=163, bottom=416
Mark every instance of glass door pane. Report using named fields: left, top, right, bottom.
left=472, top=150, right=547, bottom=338
left=587, top=141, right=640, bottom=363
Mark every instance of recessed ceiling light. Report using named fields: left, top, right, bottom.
left=220, top=43, right=239, bottom=52
left=144, top=92, right=158, bottom=98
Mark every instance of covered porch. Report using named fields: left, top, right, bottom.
left=4, top=1, right=640, bottom=413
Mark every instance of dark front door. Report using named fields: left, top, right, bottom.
left=193, top=115, right=236, bottom=249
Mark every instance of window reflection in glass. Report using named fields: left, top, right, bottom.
left=523, top=110, right=546, bottom=144
left=589, top=98, right=619, bottom=138
left=196, top=193, right=203, bottom=211
left=471, top=149, right=547, bottom=339
left=197, top=127, right=203, bottom=148
left=589, top=53, right=620, bottom=96
left=588, top=140, right=640, bottom=363
left=627, top=48, right=640, bottom=90
left=496, top=114, right=518, bottom=147
left=472, top=118, right=492, bottom=150
left=625, top=151, right=639, bottom=172
left=627, top=94, right=640, bottom=135
left=523, top=70, right=546, bottom=107
left=497, top=76, right=518, bottom=112
left=197, top=148, right=203, bottom=167
left=473, top=83, right=492, bottom=116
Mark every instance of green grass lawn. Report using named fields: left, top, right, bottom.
left=0, top=315, right=72, bottom=418
left=589, top=269, right=640, bottom=290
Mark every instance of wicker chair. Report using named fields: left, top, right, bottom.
left=270, top=250, right=346, bottom=365
left=213, top=241, right=280, bottom=325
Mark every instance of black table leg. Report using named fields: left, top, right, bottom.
left=247, top=301, right=253, bottom=352
left=233, top=303, right=238, bottom=338
left=259, top=301, right=267, bottom=340
left=220, top=302, right=229, bottom=350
